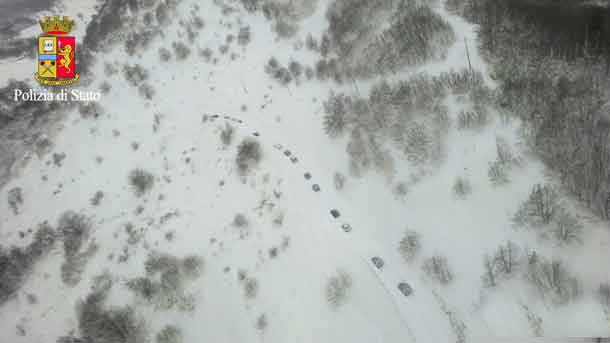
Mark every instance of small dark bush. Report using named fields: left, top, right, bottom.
left=399, top=230, right=421, bottom=262
left=220, top=123, right=234, bottom=148
left=422, top=255, right=453, bottom=284
left=58, top=211, right=91, bottom=258
left=525, top=255, right=579, bottom=305
left=76, top=289, right=146, bottom=343
left=325, top=270, right=352, bottom=308
left=7, top=187, right=23, bottom=215
left=159, top=48, right=171, bottom=62
left=123, top=64, right=149, bottom=87
left=236, top=138, right=263, bottom=175
left=0, top=223, right=56, bottom=304
left=90, top=191, right=104, bottom=206
left=244, top=277, right=259, bottom=299
left=156, top=325, right=182, bottom=343
left=238, top=26, right=251, bottom=45
left=172, top=41, right=191, bottom=60
left=128, top=168, right=155, bottom=197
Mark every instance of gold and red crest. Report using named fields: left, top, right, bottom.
left=35, top=16, right=79, bottom=85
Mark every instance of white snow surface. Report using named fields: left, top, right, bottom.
left=0, top=0, right=609, bottom=342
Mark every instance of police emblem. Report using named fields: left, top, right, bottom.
left=35, top=16, right=79, bottom=86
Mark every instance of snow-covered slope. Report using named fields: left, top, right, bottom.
left=0, top=0, right=608, bottom=342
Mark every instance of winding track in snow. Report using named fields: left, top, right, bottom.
left=205, top=112, right=461, bottom=342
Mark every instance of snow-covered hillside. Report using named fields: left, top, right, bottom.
left=0, top=0, right=608, bottom=342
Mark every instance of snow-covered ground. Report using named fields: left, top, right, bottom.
left=0, top=0, right=608, bottom=342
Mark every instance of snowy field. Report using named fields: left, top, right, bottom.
left=0, top=0, right=609, bottom=342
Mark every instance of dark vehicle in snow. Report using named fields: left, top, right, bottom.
left=398, top=282, right=413, bottom=297
left=371, top=257, right=384, bottom=269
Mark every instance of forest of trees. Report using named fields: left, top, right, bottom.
left=447, top=0, right=610, bottom=219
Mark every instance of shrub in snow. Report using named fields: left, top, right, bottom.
left=76, top=288, right=146, bottom=343
left=236, top=138, right=262, bottom=175
left=138, top=83, right=155, bottom=100
left=333, top=172, right=346, bottom=191
left=325, top=270, right=352, bottom=308
left=0, top=223, right=56, bottom=305
left=525, top=254, right=579, bottom=305
left=550, top=209, right=583, bottom=245
left=122, top=64, right=149, bottom=87
left=156, top=325, right=182, bottom=343
left=289, top=61, right=303, bottom=79
left=481, top=254, right=498, bottom=287
left=128, top=168, right=155, bottom=197
left=244, top=277, right=259, bottom=299
left=453, top=177, right=472, bottom=198
left=323, top=93, right=349, bottom=138
left=404, top=123, right=431, bottom=163
left=265, top=60, right=292, bottom=85
left=158, top=47, right=171, bottom=62
left=172, top=41, right=191, bottom=60
left=232, top=213, right=249, bottom=228
left=90, top=191, right=104, bottom=206
left=488, top=160, right=510, bottom=186
left=220, top=123, right=234, bottom=148
left=239, top=0, right=262, bottom=12
left=58, top=211, right=91, bottom=258
left=181, top=255, right=204, bottom=279
left=493, top=241, right=520, bottom=276
left=521, top=304, right=544, bottom=337
left=457, top=107, right=487, bottom=130
left=399, top=230, right=421, bottom=262
left=238, top=26, right=251, bottom=45
left=513, top=184, right=560, bottom=227
left=7, top=187, right=23, bottom=215
left=255, top=314, right=268, bottom=331
left=61, top=242, right=98, bottom=287
left=422, top=255, right=453, bottom=284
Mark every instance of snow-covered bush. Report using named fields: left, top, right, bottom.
left=325, top=270, right=352, bottom=308
left=172, top=41, right=191, bottom=60
left=123, top=64, right=149, bottom=87
left=333, top=172, right=346, bottom=191
left=482, top=241, right=521, bottom=288
left=525, top=254, right=579, bottom=305
left=58, top=211, right=91, bottom=258
left=7, top=187, right=23, bottom=215
left=0, top=223, right=56, bottom=305
left=422, top=255, right=453, bottom=284
left=244, top=277, right=259, bottom=299
left=238, top=26, right=251, bottom=45
left=90, top=191, right=104, bottom=206
left=398, top=230, right=421, bottom=262
left=550, top=209, right=583, bottom=245
left=453, top=177, right=472, bottom=198
left=236, top=138, right=263, bottom=175
left=156, top=325, right=182, bottom=343
left=76, top=288, right=146, bottom=343
left=232, top=213, right=249, bottom=228
left=181, top=255, right=204, bottom=279
left=513, top=184, right=560, bottom=227
left=323, top=92, right=349, bottom=138
left=158, top=47, right=171, bottom=62
left=220, top=123, right=235, bottom=148
left=256, top=314, right=268, bottom=331
left=488, top=160, right=509, bottom=186
left=457, top=108, right=487, bottom=130
left=128, top=168, right=155, bottom=197
left=61, top=242, right=98, bottom=287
